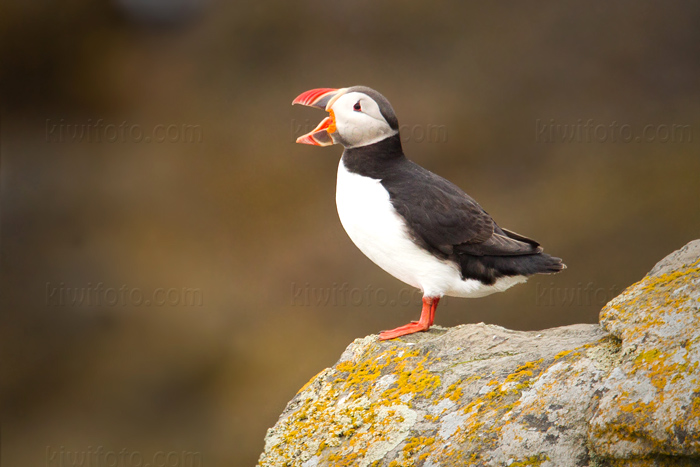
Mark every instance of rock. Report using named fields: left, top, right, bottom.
left=592, top=240, right=700, bottom=461
left=258, top=241, right=700, bottom=467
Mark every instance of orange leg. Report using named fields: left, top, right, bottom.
left=429, top=297, right=439, bottom=326
left=379, top=296, right=440, bottom=340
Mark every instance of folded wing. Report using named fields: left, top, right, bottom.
left=386, top=163, right=541, bottom=258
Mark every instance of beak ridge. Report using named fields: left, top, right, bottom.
left=292, top=88, right=340, bottom=110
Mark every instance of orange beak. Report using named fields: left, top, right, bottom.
left=292, top=88, right=344, bottom=146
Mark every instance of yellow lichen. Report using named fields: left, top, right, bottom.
left=444, top=382, right=464, bottom=402
left=266, top=342, right=445, bottom=466
left=504, top=359, right=544, bottom=386
left=592, top=257, right=700, bottom=457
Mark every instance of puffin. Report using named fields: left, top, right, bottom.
left=292, top=86, right=565, bottom=340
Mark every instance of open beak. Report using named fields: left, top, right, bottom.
left=295, top=113, right=336, bottom=146
left=292, top=88, right=345, bottom=146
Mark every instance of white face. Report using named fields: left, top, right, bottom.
left=328, top=91, right=398, bottom=148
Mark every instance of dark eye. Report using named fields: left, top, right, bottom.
left=353, top=101, right=362, bottom=112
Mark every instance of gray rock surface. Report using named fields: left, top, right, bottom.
left=592, top=240, right=700, bottom=461
left=258, top=240, right=700, bottom=467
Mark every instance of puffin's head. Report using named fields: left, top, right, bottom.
left=292, top=86, right=399, bottom=148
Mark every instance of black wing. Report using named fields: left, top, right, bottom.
left=382, top=161, right=541, bottom=257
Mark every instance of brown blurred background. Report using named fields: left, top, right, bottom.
left=2, top=1, right=699, bottom=466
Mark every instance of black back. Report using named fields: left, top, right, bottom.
left=342, top=135, right=565, bottom=284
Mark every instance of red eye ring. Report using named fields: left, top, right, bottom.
left=353, top=101, right=362, bottom=111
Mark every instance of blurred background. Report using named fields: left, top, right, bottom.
left=2, top=1, right=699, bottom=466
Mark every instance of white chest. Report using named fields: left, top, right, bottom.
left=335, top=158, right=459, bottom=296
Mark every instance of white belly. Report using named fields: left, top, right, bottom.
left=335, top=158, right=527, bottom=298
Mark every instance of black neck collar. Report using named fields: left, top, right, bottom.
left=341, top=134, right=405, bottom=178
left=345, top=134, right=403, bottom=159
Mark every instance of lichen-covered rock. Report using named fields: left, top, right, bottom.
left=591, top=240, right=700, bottom=461
left=258, top=324, right=609, bottom=467
left=258, top=241, right=700, bottom=467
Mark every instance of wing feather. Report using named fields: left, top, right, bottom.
left=385, top=163, right=541, bottom=257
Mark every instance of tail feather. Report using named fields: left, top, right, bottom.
left=458, top=252, right=566, bottom=285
